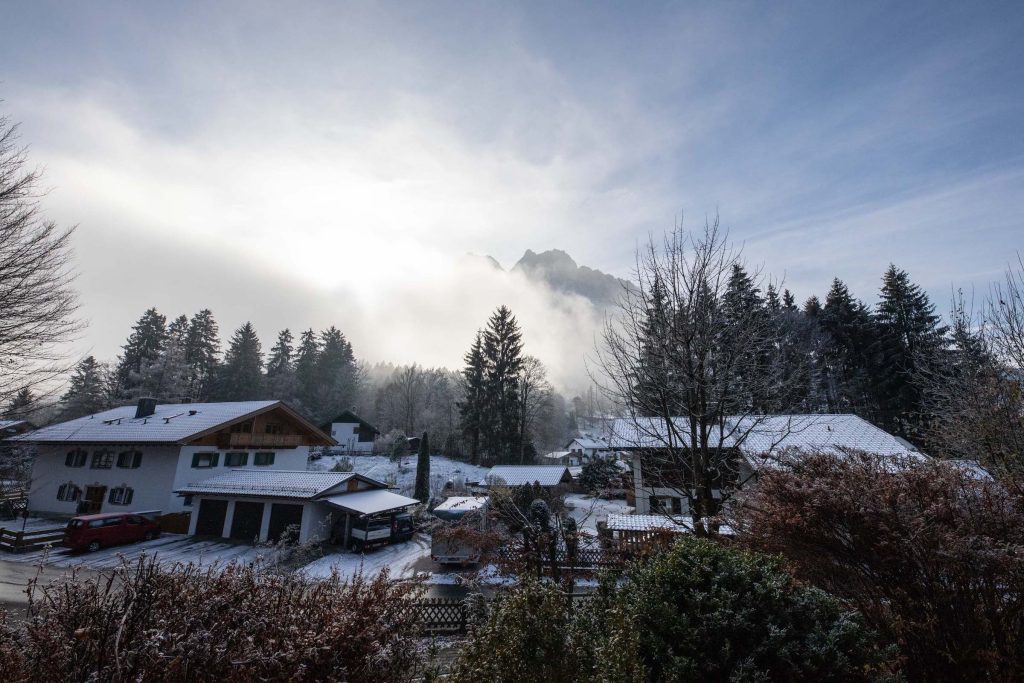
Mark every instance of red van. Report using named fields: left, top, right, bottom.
left=63, top=513, right=161, bottom=552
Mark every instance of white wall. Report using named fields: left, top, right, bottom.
left=28, top=444, right=313, bottom=518
left=329, top=422, right=374, bottom=453
left=301, top=502, right=336, bottom=543
left=28, top=445, right=181, bottom=517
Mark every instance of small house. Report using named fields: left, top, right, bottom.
left=484, top=465, right=573, bottom=490
left=322, top=411, right=379, bottom=454
left=565, top=435, right=610, bottom=463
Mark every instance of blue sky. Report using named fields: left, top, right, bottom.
left=2, top=2, right=1022, bottom=383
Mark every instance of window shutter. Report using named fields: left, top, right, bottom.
left=57, top=484, right=66, bottom=500
left=108, top=489, right=116, bottom=504
left=211, top=453, right=220, bottom=467
left=125, top=489, right=134, bottom=505
left=133, top=452, right=142, bottom=468
left=65, top=452, right=73, bottom=467
left=192, top=453, right=201, bottom=467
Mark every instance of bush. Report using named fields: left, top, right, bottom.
left=0, top=557, right=422, bottom=682
left=452, top=537, right=889, bottom=682
left=330, top=456, right=354, bottom=472
left=576, top=458, right=620, bottom=492
left=733, top=451, right=1024, bottom=681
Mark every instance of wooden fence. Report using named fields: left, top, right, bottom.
left=413, top=597, right=470, bottom=634
left=0, top=526, right=65, bottom=553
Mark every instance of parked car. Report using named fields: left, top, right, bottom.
left=348, top=513, right=415, bottom=551
left=62, top=512, right=161, bottom=552
left=431, top=496, right=489, bottom=565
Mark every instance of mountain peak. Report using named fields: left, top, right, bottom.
left=512, top=248, right=626, bottom=306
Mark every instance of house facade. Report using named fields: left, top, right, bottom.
left=323, top=411, right=379, bottom=454
left=20, top=399, right=334, bottom=518
left=565, top=435, right=610, bottom=463
left=613, top=414, right=923, bottom=515
left=177, top=469, right=419, bottom=545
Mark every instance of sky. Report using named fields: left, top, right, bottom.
left=2, top=2, right=1023, bottom=391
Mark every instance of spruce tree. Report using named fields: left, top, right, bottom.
left=316, top=326, right=358, bottom=424
left=218, top=322, right=264, bottom=400
left=294, top=329, right=320, bottom=415
left=870, top=265, right=948, bottom=438
left=185, top=309, right=220, bottom=401
left=114, top=308, right=167, bottom=399
left=634, top=274, right=680, bottom=416
left=266, top=328, right=296, bottom=401
left=782, top=289, right=798, bottom=312
left=3, top=388, right=34, bottom=419
left=414, top=431, right=430, bottom=504
left=61, top=356, right=109, bottom=419
left=481, top=306, right=524, bottom=462
left=820, top=279, right=875, bottom=412
left=459, top=331, right=486, bottom=463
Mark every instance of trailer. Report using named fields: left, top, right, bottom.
left=431, top=496, right=489, bottom=565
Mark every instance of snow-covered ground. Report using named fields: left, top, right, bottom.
left=312, top=453, right=491, bottom=498
left=564, top=493, right=633, bottom=535
left=299, top=533, right=431, bottom=580
left=0, top=516, right=67, bottom=534
left=1, top=533, right=277, bottom=571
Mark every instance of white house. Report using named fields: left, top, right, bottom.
left=611, top=414, right=924, bottom=514
left=322, top=410, right=379, bottom=454
left=176, top=469, right=419, bottom=545
left=565, top=435, right=610, bottom=463
left=18, top=399, right=335, bottom=518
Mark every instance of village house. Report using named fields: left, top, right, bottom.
left=540, top=450, right=581, bottom=466
left=175, top=469, right=419, bottom=545
left=483, top=465, right=573, bottom=489
left=322, top=410, right=379, bottom=454
left=18, top=399, right=335, bottom=518
left=565, top=435, right=611, bottom=463
left=610, top=413, right=923, bottom=515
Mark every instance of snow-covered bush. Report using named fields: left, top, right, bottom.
left=0, top=556, right=423, bottom=682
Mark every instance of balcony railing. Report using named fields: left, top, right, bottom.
left=223, top=433, right=304, bottom=449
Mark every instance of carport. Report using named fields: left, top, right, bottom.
left=321, top=489, right=420, bottom=548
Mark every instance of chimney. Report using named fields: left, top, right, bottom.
left=135, top=397, right=157, bottom=419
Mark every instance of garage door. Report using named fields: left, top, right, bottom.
left=194, top=499, right=228, bottom=537
left=267, top=503, right=304, bottom=542
left=230, top=501, right=265, bottom=542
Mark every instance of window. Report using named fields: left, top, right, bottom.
left=91, top=450, right=114, bottom=469
left=108, top=487, right=134, bottom=505
left=65, top=449, right=87, bottom=467
left=56, top=482, right=81, bottom=502
left=264, top=423, right=284, bottom=435
left=101, top=516, right=124, bottom=526
left=230, top=421, right=253, bottom=434
left=254, top=452, right=275, bottom=466
left=117, top=450, right=143, bottom=469
left=191, top=452, right=219, bottom=468
left=183, top=495, right=193, bottom=507
left=225, top=452, right=247, bottom=467
left=126, top=515, right=143, bottom=525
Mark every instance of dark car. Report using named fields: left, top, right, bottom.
left=63, top=512, right=161, bottom=552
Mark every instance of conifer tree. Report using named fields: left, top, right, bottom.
left=481, top=306, right=524, bottom=462
left=294, top=329, right=320, bottom=415
left=184, top=309, right=220, bottom=401
left=60, top=356, right=109, bottom=419
left=459, top=331, right=486, bottom=463
left=265, top=328, right=296, bottom=401
left=3, top=387, right=34, bottom=419
left=218, top=322, right=264, bottom=400
left=871, top=265, right=948, bottom=438
left=114, top=308, right=167, bottom=399
left=820, top=279, right=875, bottom=412
left=782, top=289, right=798, bottom=312
left=316, top=326, right=358, bottom=423
left=414, top=431, right=430, bottom=504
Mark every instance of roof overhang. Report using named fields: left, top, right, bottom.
left=320, top=490, right=420, bottom=517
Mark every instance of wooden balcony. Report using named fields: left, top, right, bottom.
left=222, top=433, right=305, bottom=449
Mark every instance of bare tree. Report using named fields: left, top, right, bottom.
left=595, top=216, right=807, bottom=535
left=517, top=355, right=553, bottom=463
left=0, top=112, right=81, bottom=411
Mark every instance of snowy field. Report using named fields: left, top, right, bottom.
left=564, top=493, right=633, bottom=535
left=312, top=453, right=491, bottom=498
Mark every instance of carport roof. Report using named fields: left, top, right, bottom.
left=175, top=469, right=387, bottom=499
left=321, top=489, right=420, bottom=516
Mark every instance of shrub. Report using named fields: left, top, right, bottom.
left=577, top=458, right=620, bottom=493
left=0, top=556, right=422, bottom=682
left=452, top=537, right=889, bottom=682
left=733, top=451, right=1024, bottom=681
left=330, top=456, right=354, bottom=472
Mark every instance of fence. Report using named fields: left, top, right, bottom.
left=0, top=526, right=65, bottom=553
left=413, top=597, right=470, bottom=634
left=496, top=545, right=626, bottom=572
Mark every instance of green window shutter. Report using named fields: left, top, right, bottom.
left=211, top=453, right=219, bottom=467
left=192, top=453, right=201, bottom=468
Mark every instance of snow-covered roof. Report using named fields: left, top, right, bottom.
left=321, top=489, right=420, bottom=515
left=607, top=414, right=918, bottom=463
left=433, top=496, right=488, bottom=512
left=606, top=514, right=689, bottom=533
left=15, top=401, right=330, bottom=445
left=485, top=465, right=572, bottom=487
left=541, top=450, right=572, bottom=460
left=567, top=436, right=608, bottom=450
left=0, top=419, right=32, bottom=438
left=176, top=469, right=362, bottom=499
